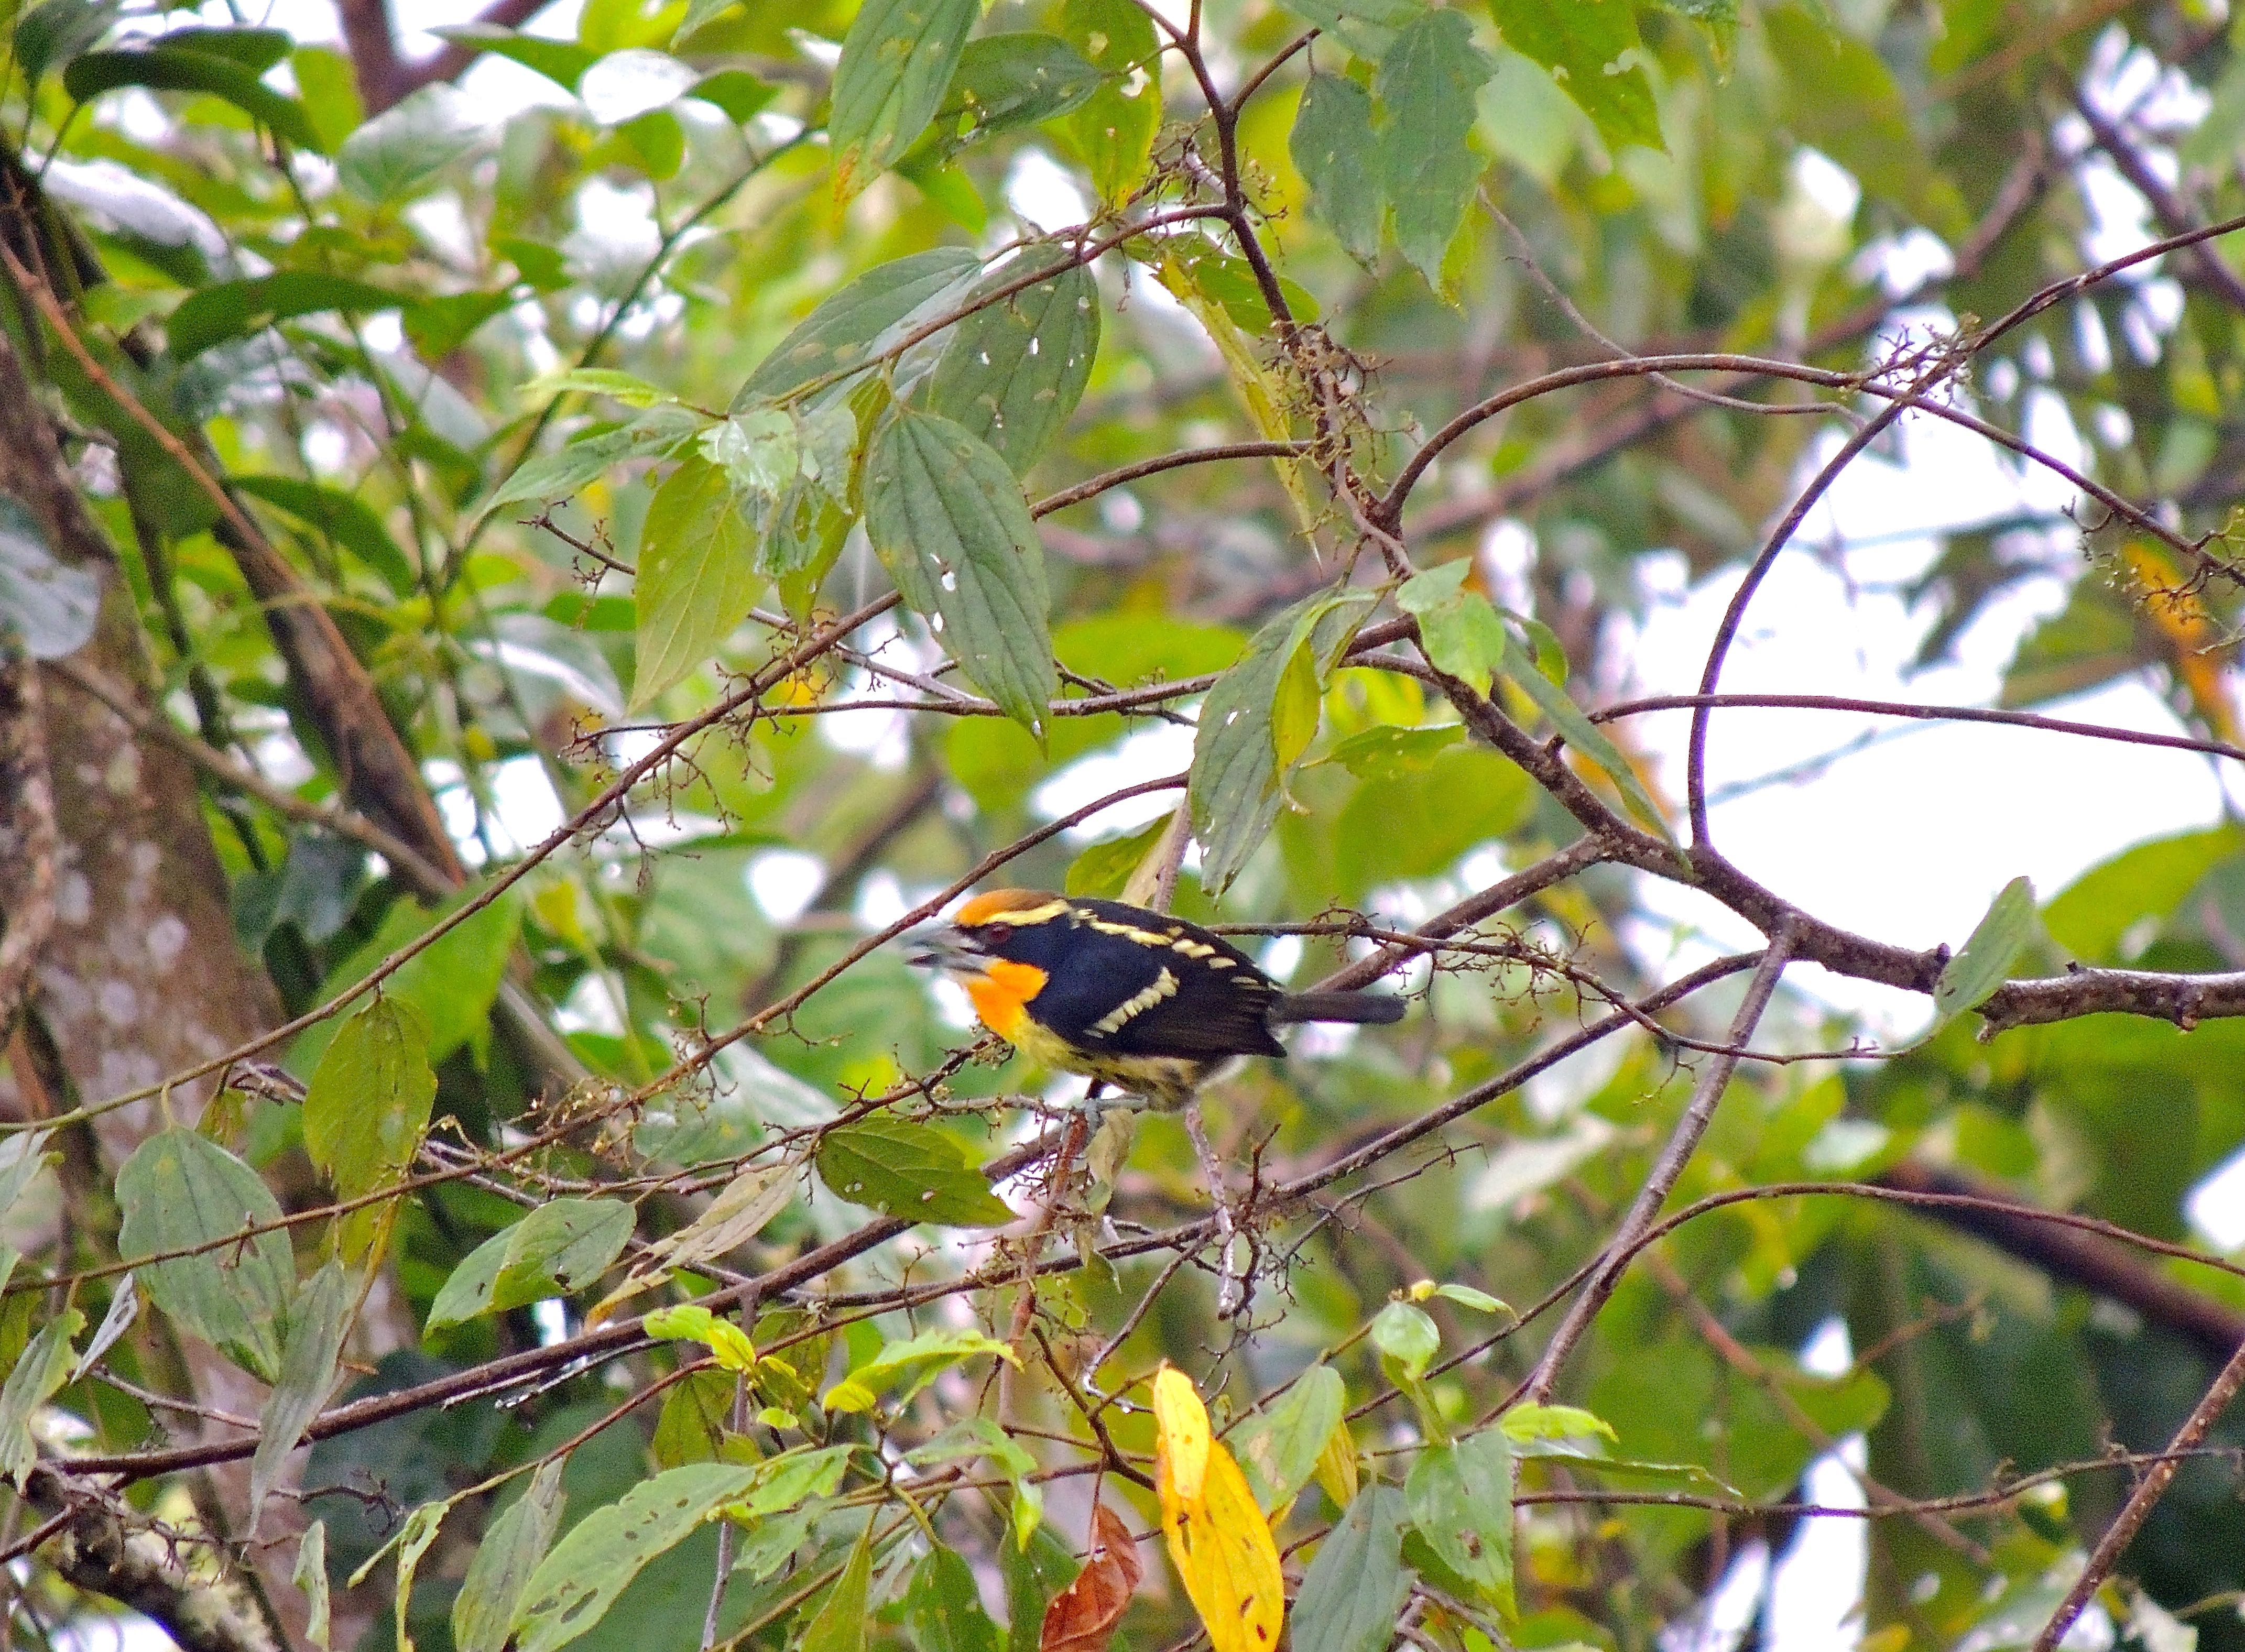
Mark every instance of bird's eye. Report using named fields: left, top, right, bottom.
left=981, top=923, right=1014, bottom=944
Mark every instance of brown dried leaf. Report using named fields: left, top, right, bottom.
left=1039, top=1504, right=1142, bottom=1652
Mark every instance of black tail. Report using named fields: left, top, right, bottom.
left=1272, top=991, right=1406, bottom=1026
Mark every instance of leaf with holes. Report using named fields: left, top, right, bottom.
left=1488, top=0, right=1662, bottom=153
left=736, top=249, right=981, bottom=405
left=1055, top=0, right=1158, bottom=204
left=453, top=1461, right=565, bottom=1652
left=1152, top=1367, right=1284, bottom=1652
left=1376, top=10, right=1494, bottom=290
left=929, top=252, right=1099, bottom=475
left=865, top=408, right=1057, bottom=732
left=1291, top=75, right=1382, bottom=264
left=116, top=1130, right=295, bottom=1380
left=829, top=0, right=980, bottom=201
left=425, top=1198, right=635, bottom=1332
left=1404, top=1431, right=1514, bottom=1617
left=814, top=1117, right=1014, bottom=1227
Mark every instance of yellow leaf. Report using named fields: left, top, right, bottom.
left=1151, top=1365, right=1209, bottom=1503
left=1152, top=1366, right=1284, bottom=1652
left=1312, top=1421, right=1358, bottom=1509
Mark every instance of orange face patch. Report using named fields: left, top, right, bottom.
left=965, top=958, right=1049, bottom=1041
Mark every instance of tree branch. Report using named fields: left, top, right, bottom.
left=1523, top=916, right=1800, bottom=1400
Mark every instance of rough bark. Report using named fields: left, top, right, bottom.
left=0, top=321, right=326, bottom=1649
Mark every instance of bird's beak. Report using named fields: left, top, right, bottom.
left=907, top=925, right=980, bottom=973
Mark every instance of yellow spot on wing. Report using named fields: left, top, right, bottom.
left=1088, top=967, right=1178, bottom=1036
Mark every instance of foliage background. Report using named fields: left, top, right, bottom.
left=3, top=0, right=2245, bottom=1650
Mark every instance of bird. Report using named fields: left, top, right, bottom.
left=909, top=888, right=1405, bottom=1109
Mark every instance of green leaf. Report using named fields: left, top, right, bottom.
left=0, top=1132, right=53, bottom=1230
left=405, top=289, right=515, bottom=358
left=337, top=84, right=489, bottom=204
left=645, top=1304, right=758, bottom=1372
left=814, top=1117, right=1015, bottom=1227
left=1233, top=1364, right=1347, bottom=1515
left=1292, top=75, right=1383, bottom=264
left=156, top=26, right=291, bottom=70
left=513, top=1462, right=762, bottom=1652
left=999, top=1524, right=1081, bottom=1652
left=1064, top=815, right=1172, bottom=899
left=1397, top=561, right=1507, bottom=693
left=1404, top=1431, right=1514, bottom=1617
left=1292, top=1485, right=1413, bottom=1652
left=116, top=1130, right=295, bottom=1381
left=2046, top=826, right=2240, bottom=964
left=0, top=1310, right=82, bottom=1486
left=250, top=1261, right=353, bottom=1530
left=302, top=997, right=437, bottom=1201
left=1486, top=0, right=1662, bottom=153
left=169, top=273, right=405, bottom=359
left=800, top=1517, right=875, bottom=1652
left=233, top=474, right=416, bottom=596
left=1454, top=609, right=1672, bottom=845
left=64, top=44, right=322, bottom=151
left=1190, top=588, right=1375, bottom=894
left=15, top=0, right=121, bottom=90
left=829, top=0, right=980, bottom=200
left=928, top=252, right=1099, bottom=474
left=1935, top=875, right=2041, bottom=1017
left=1055, top=0, right=1159, bottom=204
left=1431, top=1287, right=1508, bottom=1322
left=485, top=428, right=656, bottom=514
left=735, top=1443, right=857, bottom=1517
left=0, top=494, right=99, bottom=661
left=429, top=23, right=597, bottom=91
left=1273, top=0, right=1420, bottom=58
left=1375, top=11, right=1493, bottom=290
left=864, top=408, right=1058, bottom=731
left=1498, top=1403, right=1616, bottom=1448
left=292, top=889, right=525, bottom=1074
left=453, top=1461, right=566, bottom=1652
left=1370, top=1300, right=1440, bottom=1379
left=687, top=69, right=777, bottom=123
left=737, top=248, right=981, bottom=405
left=673, top=0, right=740, bottom=42
left=652, top=1367, right=738, bottom=1467
left=1319, top=720, right=1468, bottom=783
left=296, top=1523, right=332, bottom=1650
left=901, top=1417, right=1044, bottom=1541
left=291, top=46, right=363, bottom=151
left=921, top=34, right=1101, bottom=163
left=904, top=1547, right=1002, bottom=1652
left=425, top=1198, right=636, bottom=1332
left=528, top=367, right=675, bottom=408
left=633, top=455, right=765, bottom=707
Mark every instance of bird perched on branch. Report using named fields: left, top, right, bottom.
left=909, top=889, right=1405, bottom=1109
